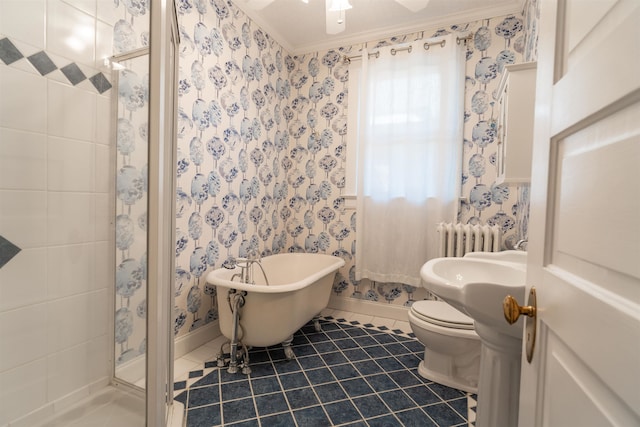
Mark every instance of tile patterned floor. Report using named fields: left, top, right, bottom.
left=175, top=316, right=476, bottom=426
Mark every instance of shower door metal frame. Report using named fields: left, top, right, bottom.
left=147, top=0, right=179, bottom=425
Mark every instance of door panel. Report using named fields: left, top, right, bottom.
left=518, top=0, right=640, bottom=425
left=554, top=103, right=640, bottom=282
left=553, top=0, right=639, bottom=133
left=565, top=0, right=616, bottom=56
left=542, top=330, right=636, bottom=427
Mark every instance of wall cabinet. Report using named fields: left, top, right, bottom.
left=496, top=62, right=537, bottom=184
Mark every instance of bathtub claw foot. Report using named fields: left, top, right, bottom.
left=284, top=346, right=295, bottom=360
left=282, top=335, right=295, bottom=360
left=313, top=315, right=322, bottom=332
left=216, top=354, right=226, bottom=368
left=217, top=342, right=231, bottom=368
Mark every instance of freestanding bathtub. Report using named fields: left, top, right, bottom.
left=206, top=253, right=344, bottom=369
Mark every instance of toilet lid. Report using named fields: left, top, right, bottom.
left=411, top=300, right=475, bottom=330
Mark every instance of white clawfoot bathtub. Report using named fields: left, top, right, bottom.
left=206, top=253, right=344, bottom=364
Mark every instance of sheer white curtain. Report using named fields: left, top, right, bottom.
left=353, top=35, right=465, bottom=286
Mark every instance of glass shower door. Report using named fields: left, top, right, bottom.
left=110, top=1, right=178, bottom=423
left=113, top=50, right=150, bottom=389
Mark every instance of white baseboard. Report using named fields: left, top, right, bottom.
left=174, top=321, right=221, bottom=359
left=114, top=321, right=222, bottom=386
left=328, top=295, right=409, bottom=321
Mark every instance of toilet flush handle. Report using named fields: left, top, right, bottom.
left=503, top=287, right=537, bottom=363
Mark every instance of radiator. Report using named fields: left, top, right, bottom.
left=436, top=223, right=501, bottom=257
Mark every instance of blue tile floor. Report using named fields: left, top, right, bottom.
left=175, top=317, right=476, bottom=426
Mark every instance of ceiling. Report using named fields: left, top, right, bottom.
left=234, top=0, right=524, bottom=54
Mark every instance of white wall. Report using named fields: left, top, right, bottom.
left=0, top=0, right=115, bottom=423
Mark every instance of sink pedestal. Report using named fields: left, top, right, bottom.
left=474, top=322, right=522, bottom=427
left=418, top=255, right=528, bottom=427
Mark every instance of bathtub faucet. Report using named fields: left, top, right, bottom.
left=231, top=254, right=270, bottom=286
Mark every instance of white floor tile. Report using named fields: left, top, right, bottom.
left=182, top=343, right=217, bottom=365
left=350, top=313, right=374, bottom=324
left=173, top=357, right=201, bottom=383
left=393, top=320, right=411, bottom=333
left=371, top=316, right=397, bottom=329
left=207, top=335, right=228, bottom=352
left=329, top=310, right=353, bottom=320
left=319, top=307, right=335, bottom=317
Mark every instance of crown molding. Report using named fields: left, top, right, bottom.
left=233, top=1, right=296, bottom=53
left=293, top=4, right=523, bottom=55
left=233, top=1, right=523, bottom=56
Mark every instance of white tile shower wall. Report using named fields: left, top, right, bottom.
left=0, top=189, right=48, bottom=248
left=0, top=304, right=49, bottom=372
left=0, top=128, right=48, bottom=191
left=0, top=66, right=48, bottom=133
left=0, top=0, right=115, bottom=424
left=47, top=192, right=97, bottom=245
left=47, top=136, right=96, bottom=192
left=0, top=248, right=48, bottom=311
left=0, top=0, right=46, bottom=50
left=0, top=359, right=49, bottom=424
left=47, top=79, right=97, bottom=141
left=46, top=0, right=96, bottom=65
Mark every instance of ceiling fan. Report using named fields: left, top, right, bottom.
left=243, top=0, right=430, bottom=34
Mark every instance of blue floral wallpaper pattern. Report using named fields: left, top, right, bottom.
left=168, top=0, right=539, bottom=339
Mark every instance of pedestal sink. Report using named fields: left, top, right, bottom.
left=420, top=252, right=527, bottom=427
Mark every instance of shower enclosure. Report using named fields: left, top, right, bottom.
left=0, top=0, right=178, bottom=425
left=103, top=0, right=179, bottom=423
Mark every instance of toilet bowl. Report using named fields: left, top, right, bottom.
left=408, top=300, right=481, bottom=393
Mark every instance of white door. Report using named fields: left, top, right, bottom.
left=517, top=0, right=640, bottom=426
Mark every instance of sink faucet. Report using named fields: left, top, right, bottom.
left=514, top=239, right=528, bottom=251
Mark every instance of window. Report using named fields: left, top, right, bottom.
left=348, top=35, right=465, bottom=286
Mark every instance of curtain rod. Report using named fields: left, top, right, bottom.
left=343, top=32, right=472, bottom=63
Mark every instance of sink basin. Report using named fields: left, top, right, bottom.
left=419, top=253, right=528, bottom=427
left=463, top=249, right=527, bottom=265
left=420, top=256, right=527, bottom=338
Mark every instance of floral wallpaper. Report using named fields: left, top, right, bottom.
left=168, top=0, right=539, bottom=337
left=523, top=0, right=540, bottom=63
left=457, top=15, right=526, bottom=247
left=174, top=0, right=292, bottom=337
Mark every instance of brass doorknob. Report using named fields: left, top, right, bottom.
left=503, top=288, right=537, bottom=363
left=503, top=294, right=536, bottom=324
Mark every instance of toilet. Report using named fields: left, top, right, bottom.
left=408, top=300, right=481, bottom=393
